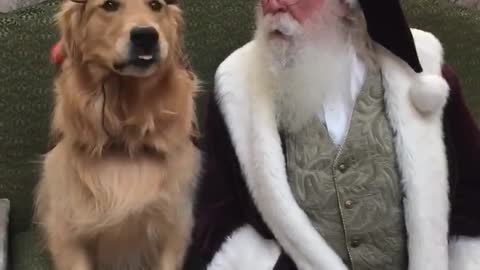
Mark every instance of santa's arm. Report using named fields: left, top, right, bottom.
left=184, top=91, right=281, bottom=270
left=442, top=65, right=480, bottom=270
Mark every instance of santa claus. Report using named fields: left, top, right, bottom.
left=185, top=0, right=480, bottom=269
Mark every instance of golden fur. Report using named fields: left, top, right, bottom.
left=35, top=1, right=199, bottom=270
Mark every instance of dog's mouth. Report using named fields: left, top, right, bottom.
left=113, top=56, right=158, bottom=70
left=113, top=50, right=160, bottom=74
left=130, top=54, right=157, bottom=68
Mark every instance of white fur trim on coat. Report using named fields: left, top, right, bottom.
left=214, top=28, right=450, bottom=270
left=449, top=236, right=480, bottom=270
left=207, top=225, right=281, bottom=270
left=216, top=43, right=348, bottom=270
left=378, top=28, right=450, bottom=270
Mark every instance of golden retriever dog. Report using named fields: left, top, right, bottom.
left=34, top=0, right=199, bottom=270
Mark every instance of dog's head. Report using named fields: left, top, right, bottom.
left=58, top=0, right=183, bottom=77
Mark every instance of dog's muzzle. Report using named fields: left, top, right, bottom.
left=114, top=26, right=160, bottom=71
left=129, top=26, right=159, bottom=67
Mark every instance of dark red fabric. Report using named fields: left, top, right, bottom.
left=442, top=65, right=480, bottom=237
left=184, top=92, right=274, bottom=270
left=273, top=253, right=297, bottom=270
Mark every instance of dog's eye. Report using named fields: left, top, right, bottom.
left=101, top=0, right=120, bottom=12
left=149, top=0, right=163, bottom=12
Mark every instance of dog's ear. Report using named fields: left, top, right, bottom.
left=167, top=4, right=186, bottom=66
left=56, top=0, right=86, bottom=61
left=168, top=5, right=193, bottom=80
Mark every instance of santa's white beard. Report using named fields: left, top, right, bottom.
left=255, top=10, right=356, bottom=132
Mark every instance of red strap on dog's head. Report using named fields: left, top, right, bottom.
left=50, top=41, right=63, bottom=67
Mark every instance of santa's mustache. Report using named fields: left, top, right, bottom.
left=259, top=13, right=303, bottom=37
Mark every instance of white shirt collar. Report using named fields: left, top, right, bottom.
left=319, top=47, right=366, bottom=145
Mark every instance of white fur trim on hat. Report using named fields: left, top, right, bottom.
left=409, top=74, right=449, bottom=115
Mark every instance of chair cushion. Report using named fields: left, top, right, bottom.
left=0, top=1, right=58, bottom=235
left=452, top=0, right=480, bottom=9
left=0, top=0, right=47, bottom=13
left=10, top=230, right=49, bottom=270
left=181, top=0, right=256, bottom=126
left=0, top=199, right=10, bottom=270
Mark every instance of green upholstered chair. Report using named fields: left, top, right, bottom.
left=0, top=0, right=478, bottom=269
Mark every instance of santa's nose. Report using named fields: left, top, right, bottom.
left=261, top=0, right=290, bottom=15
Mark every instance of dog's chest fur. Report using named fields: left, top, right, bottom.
left=38, top=140, right=198, bottom=270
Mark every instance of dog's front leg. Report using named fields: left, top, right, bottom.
left=157, top=214, right=193, bottom=270
left=48, top=233, right=93, bottom=270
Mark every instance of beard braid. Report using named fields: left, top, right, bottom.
left=254, top=2, right=373, bottom=132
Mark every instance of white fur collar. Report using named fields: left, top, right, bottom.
left=214, top=29, right=450, bottom=270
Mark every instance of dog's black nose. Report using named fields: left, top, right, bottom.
left=130, top=27, right=159, bottom=51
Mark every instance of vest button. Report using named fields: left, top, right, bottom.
left=344, top=200, right=354, bottom=209
left=350, top=238, right=362, bottom=248
left=338, top=163, right=348, bottom=173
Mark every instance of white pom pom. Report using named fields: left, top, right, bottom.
left=409, top=74, right=449, bottom=115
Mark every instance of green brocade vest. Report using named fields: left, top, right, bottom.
left=284, top=67, right=408, bottom=270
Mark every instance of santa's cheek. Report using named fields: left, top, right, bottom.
left=291, top=0, right=326, bottom=23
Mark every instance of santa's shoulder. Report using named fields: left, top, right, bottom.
left=214, top=41, right=259, bottom=99
left=216, top=42, right=256, bottom=76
